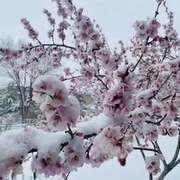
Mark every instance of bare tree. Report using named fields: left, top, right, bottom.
left=0, top=38, right=53, bottom=122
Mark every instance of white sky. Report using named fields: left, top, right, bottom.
left=1, top=0, right=180, bottom=179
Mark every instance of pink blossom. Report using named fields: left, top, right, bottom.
left=145, top=155, right=161, bottom=175
left=103, top=83, right=132, bottom=117
left=143, top=123, right=158, bottom=141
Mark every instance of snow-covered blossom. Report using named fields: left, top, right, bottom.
left=74, top=9, right=100, bottom=44
left=145, top=155, right=162, bottom=175
left=158, top=125, right=178, bottom=137
left=80, top=66, right=96, bottom=79
left=131, top=108, right=145, bottom=130
left=63, top=135, right=85, bottom=168
left=113, top=66, right=128, bottom=82
left=32, top=75, right=81, bottom=130
left=32, top=75, right=69, bottom=107
left=136, top=88, right=157, bottom=106
left=103, top=83, right=132, bottom=117
left=133, top=18, right=161, bottom=40
left=89, top=125, right=133, bottom=167
left=143, top=123, right=158, bottom=141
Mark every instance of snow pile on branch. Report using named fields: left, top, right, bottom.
left=0, top=113, right=114, bottom=179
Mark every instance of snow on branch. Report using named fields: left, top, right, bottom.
left=0, top=113, right=112, bottom=179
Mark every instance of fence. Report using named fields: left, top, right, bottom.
left=6, top=174, right=25, bottom=180
left=0, top=123, right=24, bottom=132
left=6, top=173, right=38, bottom=180
left=0, top=118, right=38, bottom=133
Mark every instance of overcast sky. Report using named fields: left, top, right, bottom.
left=1, top=0, right=180, bottom=180
left=1, top=0, right=180, bottom=47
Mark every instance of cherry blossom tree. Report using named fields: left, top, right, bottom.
left=0, top=0, right=180, bottom=180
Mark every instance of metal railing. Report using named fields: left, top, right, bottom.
left=0, top=118, right=38, bottom=133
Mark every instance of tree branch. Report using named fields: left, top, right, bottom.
left=148, top=72, right=173, bottom=100
left=172, top=158, right=180, bottom=169
left=158, top=132, right=180, bottom=180
left=94, top=74, right=108, bottom=90
left=168, top=131, right=180, bottom=166
left=145, top=114, right=167, bottom=126
left=62, top=75, right=83, bottom=81
left=28, top=43, right=76, bottom=52
left=155, top=141, right=167, bottom=166
left=131, top=54, right=144, bottom=72
left=155, top=2, right=162, bottom=17
left=133, top=147, right=158, bottom=153
left=135, top=135, right=146, bottom=161
left=149, top=173, right=153, bottom=180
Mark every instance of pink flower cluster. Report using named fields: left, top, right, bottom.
left=52, top=0, right=75, bottom=19
left=31, top=134, right=85, bottom=177
left=103, top=82, right=132, bottom=117
left=57, top=21, right=70, bottom=41
left=145, top=155, right=162, bottom=175
left=158, top=125, right=178, bottom=137
left=63, top=135, right=85, bottom=168
left=74, top=8, right=101, bottom=44
left=89, top=125, right=133, bottom=167
left=95, top=49, right=119, bottom=72
left=32, top=75, right=80, bottom=130
left=136, top=87, right=157, bottom=106
left=143, top=123, right=158, bottom=141
left=0, top=49, right=21, bottom=62
left=80, top=66, right=96, bottom=80
left=21, top=18, right=39, bottom=40
left=0, top=156, right=24, bottom=179
left=158, top=112, right=179, bottom=137
left=131, top=108, right=145, bottom=130
left=43, top=9, right=56, bottom=26
left=133, top=17, right=161, bottom=41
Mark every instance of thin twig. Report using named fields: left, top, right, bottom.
left=156, top=72, right=173, bottom=93
left=149, top=173, right=153, bottom=180
left=94, top=74, right=108, bottom=90
left=133, top=147, right=158, bottom=153
left=148, top=72, right=173, bottom=100
left=135, top=135, right=146, bottom=161
left=62, top=75, right=83, bottom=81
left=132, top=54, right=144, bottom=72
left=64, top=171, right=71, bottom=180
left=146, top=114, right=167, bottom=126
left=155, top=2, right=162, bottom=17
